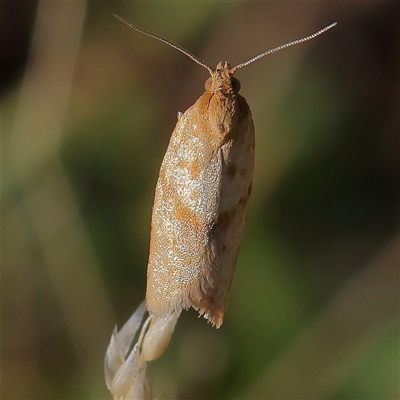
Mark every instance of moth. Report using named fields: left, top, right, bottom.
left=105, top=17, right=337, bottom=398
left=114, top=15, right=336, bottom=329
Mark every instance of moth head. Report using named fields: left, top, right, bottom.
left=205, top=61, right=241, bottom=94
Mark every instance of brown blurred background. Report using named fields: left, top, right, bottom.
left=2, top=1, right=399, bottom=399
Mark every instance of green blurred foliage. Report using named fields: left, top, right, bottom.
left=3, top=1, right=399, bottom=399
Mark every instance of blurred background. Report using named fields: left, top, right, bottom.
left=2, top=1, right=399, bottom=399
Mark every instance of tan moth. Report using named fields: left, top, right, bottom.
left=105, top=16, right=337, bottom=398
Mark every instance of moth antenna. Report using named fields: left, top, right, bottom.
left=230, top=22, right=337, bottom=74
left=113, top=14, right=214, bottom=75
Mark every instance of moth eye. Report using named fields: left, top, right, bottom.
left=231, top=77, right=241, bottom=92
left=205, top=77, right=212, bottom=91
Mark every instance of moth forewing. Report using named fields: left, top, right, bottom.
left=208, top=100, right=255, bottom=327
left=146, top=96, right=224, bottom=318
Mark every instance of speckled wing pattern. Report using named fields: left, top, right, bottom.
left=146, top=101, right=222, bottom=319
